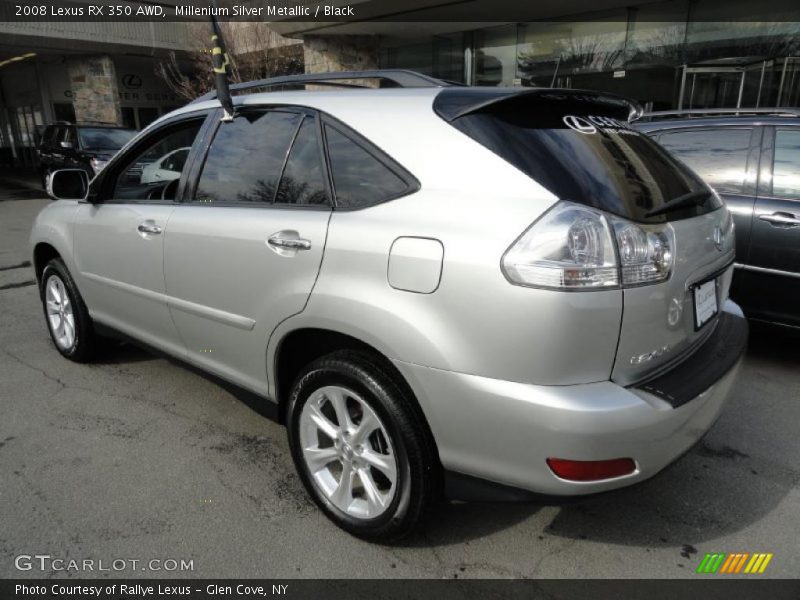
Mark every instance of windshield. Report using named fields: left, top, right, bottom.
left=77, top=127, right=137, bottom=151
left=443, top=93, right=721, bottom=223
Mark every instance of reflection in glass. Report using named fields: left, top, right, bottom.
left=195, top=111, right=301, bottom=204
left=657, top=128, right=751, bottom=195
left=475, top=24, right=518, bottom=86
left=517, top=16, right=627, bottom=88
left=772, top=129, right=800, bottom=200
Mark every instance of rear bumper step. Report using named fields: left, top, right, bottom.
left=633, top=311, right=748, bottom=408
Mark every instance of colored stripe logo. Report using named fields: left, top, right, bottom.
left=696, top=552, right=773, bottom=574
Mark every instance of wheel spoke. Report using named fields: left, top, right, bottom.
left=351, top=410, right=380, bottom=446
left=63, top=316, right=75, bottom=347
left=359, top=468, right=388, bottom=516
left=328, top=388, right=353, bottom=433
left=361, top=449, right=397, bottom=485
left=331, top=462, right=355, bottom=508
left=46, top=300, right=59, bottom=314
left=308, top=402, right=340, bottom=441
left=303, top=446, right=339, bottom=473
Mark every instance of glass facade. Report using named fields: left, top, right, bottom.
left=379, top=2, right=800, bottom=110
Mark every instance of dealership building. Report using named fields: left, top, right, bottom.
left=284, top=0, right=800, bottom=112
left=1, top=0, right=799, bottom=167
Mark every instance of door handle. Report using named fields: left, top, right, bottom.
left=267, top=232, right=311, bottom=252
left=758, top=212, right=800, bottom=227
left=137, top=223, right=163, bottom=235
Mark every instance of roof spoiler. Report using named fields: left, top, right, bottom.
left=433, top=88, right=643, bottom=122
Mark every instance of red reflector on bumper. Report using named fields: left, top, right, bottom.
left=546, top=457, right=636, bottom=482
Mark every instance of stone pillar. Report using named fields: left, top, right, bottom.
left=67, top=56, right=121, bottom=125
left=303, top=35, right=380, bottom=74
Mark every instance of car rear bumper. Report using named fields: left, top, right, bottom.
left=392, top=302, right=747, bottom=496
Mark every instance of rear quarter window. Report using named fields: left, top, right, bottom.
left=323, top=123, right=417, bottom=209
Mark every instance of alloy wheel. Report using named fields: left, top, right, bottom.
left=45, top=275, right=76, bottom=351
left=299, top=385, right=397, bottom=519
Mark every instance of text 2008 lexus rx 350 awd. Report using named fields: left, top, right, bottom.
left=32, top=77, right=747, bottom=541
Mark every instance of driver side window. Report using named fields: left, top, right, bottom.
left=112, top=121, right=202, bottom=201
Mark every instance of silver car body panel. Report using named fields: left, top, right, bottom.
left=31, top=87, right=745, bottom=496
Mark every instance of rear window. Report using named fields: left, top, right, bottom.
left=441, top=92, right=721, bottom=223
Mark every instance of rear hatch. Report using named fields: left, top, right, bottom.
left=435, top=88, right=736, bottom=386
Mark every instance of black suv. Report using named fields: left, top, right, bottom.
left=38, top=122, right=137, bottom=188
left=635, top=109, right=800, bottom=328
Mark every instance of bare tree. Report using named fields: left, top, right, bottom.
left=156, top=22, right=303, bottom=102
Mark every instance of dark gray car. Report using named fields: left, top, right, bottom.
left=635, top=109, right=800, bottom=328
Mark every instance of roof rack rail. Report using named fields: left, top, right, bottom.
left=634, top=107, right=800, bottom=121
left=192, top=69, right=459, bottom=104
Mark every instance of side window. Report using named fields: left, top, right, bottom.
left=275, top=117, right=328, bottom=206
left=772, top=128, right=800, bottom=200
left=658, top=128, right=751, bottom=195
left=195, top=110, right=301, bottom=204
left=324, top=124, right=411, bottom=208
left=111, top=121, right=203, bottom=201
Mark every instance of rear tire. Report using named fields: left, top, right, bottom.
left=287, top=350, right=439, bottom=542
left=40, top=258, right=98, bottom=362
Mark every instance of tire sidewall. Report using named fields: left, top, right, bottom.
left=288, top=360, right=415, bottom=537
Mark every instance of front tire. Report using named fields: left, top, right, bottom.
left=40, top=258, right=98, bottom=362
left=287, top=350, right=439, bottom=542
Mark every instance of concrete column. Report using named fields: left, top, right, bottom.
left=67, top=56, right=121, bottom=125
left=303, top=35, right=380, bottom=74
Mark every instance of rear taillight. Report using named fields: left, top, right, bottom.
left=501, top=200, right=674, bottom=291
left=546, top=457, right=637, bottom=482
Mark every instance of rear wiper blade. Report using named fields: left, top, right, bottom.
left=645, top=190, right=712, bottom=218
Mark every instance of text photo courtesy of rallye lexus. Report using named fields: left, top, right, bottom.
left=31, top=70, right=747, bottom=541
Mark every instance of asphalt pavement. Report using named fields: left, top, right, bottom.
left=1, top=194, right=799, bottom=579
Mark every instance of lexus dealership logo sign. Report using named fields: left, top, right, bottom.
left=562, top=115, right=597, bottom=134
left=122, top=74, right=142, bottom=89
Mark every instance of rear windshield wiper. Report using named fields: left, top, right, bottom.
left=645, top=190, right=712, bottom=218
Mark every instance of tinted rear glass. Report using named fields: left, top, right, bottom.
left=446, top=94, right=721, bottom=223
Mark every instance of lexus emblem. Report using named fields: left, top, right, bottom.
left=562, top=115, right=597, bottom=135
left=712, top=226, right=725, bottom=251
left=122, top=74, right=142, bottom=90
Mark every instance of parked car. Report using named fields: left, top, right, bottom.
left=38, top=122, right=137, bottom=187
left=31, top=71, right=747, bottom=541
left=635, top=109, right=800, bottom=328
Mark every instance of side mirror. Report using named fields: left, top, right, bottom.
left=59, top=141, right=74, bottom=149
left=48, top=169, right=89, bottom=201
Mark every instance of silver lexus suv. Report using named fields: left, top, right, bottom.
left=32, top=71, right=747, bottom=541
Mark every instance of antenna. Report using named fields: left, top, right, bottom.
left=209, top=2, right=235, bottom=121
